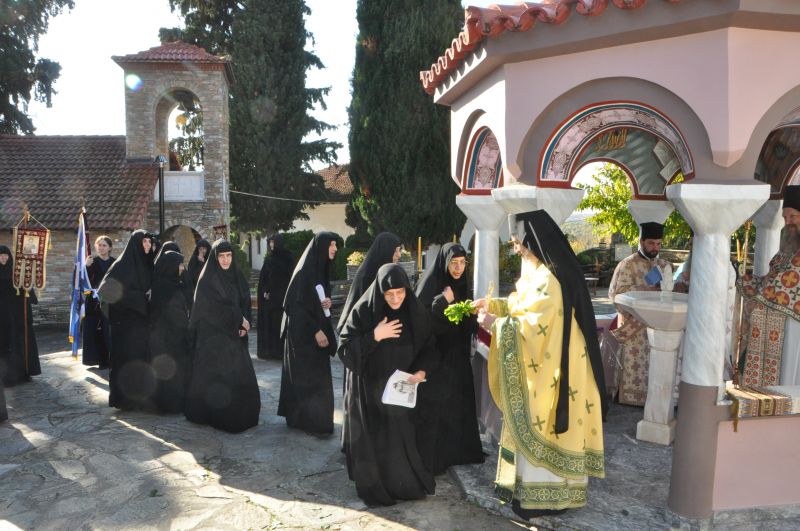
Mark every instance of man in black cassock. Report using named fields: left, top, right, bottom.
left=278, top=232, right=340, bottom=435
left=338, top=263, right=437, bottom=505
left=256, top=234, right=294, bottom=360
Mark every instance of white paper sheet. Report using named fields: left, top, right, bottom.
left=381, top=370, right=420, bottom=408
left=316, top=284, right=330, bottom=317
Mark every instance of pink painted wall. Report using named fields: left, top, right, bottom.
left=713, top=416, right=800, bottom=510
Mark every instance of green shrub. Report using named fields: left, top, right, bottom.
left=282, top=230, right=315, bottom=261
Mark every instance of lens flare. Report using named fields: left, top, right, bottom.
left=125, top=74, right=143, bottom=91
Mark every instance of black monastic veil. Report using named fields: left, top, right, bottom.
left=336, top=232, right=402, bottom=334
left=187, top=238, right=211, bottom=292
left=185, top=240, right=260, bottom=433
left=517, top=210, right=609, bottom=432
left=278, top=231, right=339, bottom=434
left=338, top=264, right=437, bottom=506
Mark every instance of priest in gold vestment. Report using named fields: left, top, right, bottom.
left=739, top=185, right=800, bottom=386
left=608, top=222, right=672, bottom=406
left=476, top=210, right=607, bottom=520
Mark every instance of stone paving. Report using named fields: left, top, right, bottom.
left=3, top=325, right=800, bottom=530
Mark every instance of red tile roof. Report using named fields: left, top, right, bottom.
left=420, top=1, right=683, bottom=95
left=0, top=135, right=159, bottom=230
left=112, top=41, right=234, bottom=85
left=316, top=164, right=354, bottom=198
left=113, top=41, right=229, bottom=64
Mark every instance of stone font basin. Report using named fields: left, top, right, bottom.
left=614, top=290, right=689, bottom=331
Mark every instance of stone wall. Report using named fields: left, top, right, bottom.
left=124, top=63, right=230, bottom=236
left=1, top=229, right=131, bottom=326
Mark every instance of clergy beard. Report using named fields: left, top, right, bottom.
left=639, top=247, right=658, bottom=260
left=780, top=224, right=800, bottom=256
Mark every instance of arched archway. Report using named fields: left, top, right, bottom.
left=154, top=87, right=204, bottom=171
left=538, top=101, right=693, bottom=198
left=161, top=224, right=202, bottom=258
left=462, top=127, right=504, bottom=194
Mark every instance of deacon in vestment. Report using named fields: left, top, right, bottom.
left=739, top=185, right=800, bottom=386
left=278, top=232, right=340, bottom=435
left=608, top=222, right=672, bottom=406
left=98, top=230, right=155, bottom=410
left=338, top=264, right=436, bottom=506
left=149, top=250, right=191, bottom=414
left=185, top=240, right=260, bottom=432
left=337, top=232, right=402, bottom=450
left=476, top=210, right=606, bottom=519
left=82, top=236, right=115, bottom=368
left=0, top=245, right=42, bottom=387
left=256, top=234, right=294, bottom=360
left=414, top=242, right=484, bottom=475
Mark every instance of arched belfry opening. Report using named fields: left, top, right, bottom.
left=156, top=88, right=204, bottom=171
left=112, top=41, right=233, bottom=240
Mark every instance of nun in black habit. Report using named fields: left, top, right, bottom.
left=337, top=232, right=402, bottom=448
left=187, top=239, right=211, bottom=292
left=82, top=236, right=115, bottom=368
left=277, top=231, right=340, bottom=435
left=185, top=240, right=260, bottom=433
left=256, top=234, right=294, bottom=360
left=338, top=264, right=438, bottom=506
left=149, top=250, right=191, bottom=414
left=0, top=245, right=42, bottom=387
left=97, top=230, right=155, bottom=410
left=414, top=242, right=484, bottom=474
left=153, top=241, right=194, bottom=308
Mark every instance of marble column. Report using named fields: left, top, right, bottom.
left=491, top=184, right=584, bottom=225
left=627, top=199, right=674, bottom=225
left=751, top=199, right=784, bottom=277
left=665, top=181, right=769, bottom=520
left=455, top=194, right=506, bottom=298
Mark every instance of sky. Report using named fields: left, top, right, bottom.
left=27, top=0, right=499, bottom=170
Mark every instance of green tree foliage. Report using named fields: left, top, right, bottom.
left=0, top=0, right=74, bottom=134
left=170, top=106, right=204, bottom=170
left=577, top=163, right=691, bottom=248
left=162, top=0, right=339, bottom=231
left=348, top=0, right=465, bottom=244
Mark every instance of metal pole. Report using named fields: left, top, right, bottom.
left=156, top=155, right=167, bottom=236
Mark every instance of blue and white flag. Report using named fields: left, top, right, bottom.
left=68, top=211, right=93, bottom=358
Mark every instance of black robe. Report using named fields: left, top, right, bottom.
left=153, top=241, right=194, bottom=309
left=338, top=264, right=437, bottom=506
left=98, top=230, right=155, bottom=410
left=0, top=246, right=42, bottom=387
left=414, top=243, right=484, bottom=474
left=257, top=234, right=294, bottom=360
left=149, top=251, right=190, bottom=414
left=278, top=231, right=339, bottom=434
left=336, top=232, right=402, bottom=449
left=187, top=239, right=211, bottom=294
left=0, top=380, right=6, bottom=422
left=82, top=255, right=114, bottom=367
left=185, top=240, right=260, bottom=433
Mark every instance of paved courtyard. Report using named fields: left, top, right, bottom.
left=2, top=326, right=799, bottom=530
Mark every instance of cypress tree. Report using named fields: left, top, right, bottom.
left=348, top=0, right=465, bottom=244
left=162, top=0, right=338, bottom=232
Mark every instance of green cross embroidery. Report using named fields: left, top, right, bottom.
left=536, top=284, right=546, bottom=295
left=537, top=324, right=548, bottom=336
left=527, top=360, right=540, bottom=373
left=585, top=400, right=594, bottom=414
left=549, top=427, right=560, bottom=440
left=568, top=386, right=577, bottom=401
left=550, top=376, right=559, bottom=389
left=533, top=416, right=545, bottom=431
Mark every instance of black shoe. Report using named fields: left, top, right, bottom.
left=511, top=500, right=567, bottom=520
